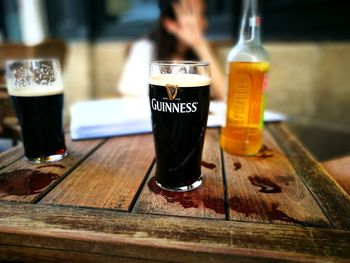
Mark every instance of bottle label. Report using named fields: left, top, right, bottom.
left=249, top=16, right=261, bottom=27
left=263, top=73, right=269, bottom=92
left=226, top=62, right=268, bottom=129
left=227, top=71, right=251, bottom=127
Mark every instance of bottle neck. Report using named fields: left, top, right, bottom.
left=238, top=0, right=261, bottom=44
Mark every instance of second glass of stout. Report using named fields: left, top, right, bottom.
left=5, top=59, right=68, bottom=163
left=149, top=61, right=210, bottom=192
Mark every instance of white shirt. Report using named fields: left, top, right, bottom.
left=117, top=39, right=154, bottom=97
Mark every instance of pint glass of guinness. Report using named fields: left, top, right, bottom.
left=6, top=59, right=68, bottom=163
left=149, top=61, right=210, bottom=191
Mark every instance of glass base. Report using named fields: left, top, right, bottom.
left=25, top=150, right=68, bottom=164
left=155, top=175, right=202, bottom=192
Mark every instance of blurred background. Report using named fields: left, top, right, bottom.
left=0, top=0, right=349, bottom=160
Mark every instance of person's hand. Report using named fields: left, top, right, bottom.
left=164, top=0, right=207, bottom=50
left=164, top=0, right=226, bottom=100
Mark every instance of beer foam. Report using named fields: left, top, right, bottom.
left=149, top=74, right=210, bottom=87
left=8, top=85, right=63, bottom=97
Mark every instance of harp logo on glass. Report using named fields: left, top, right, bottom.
left=165, top=84, right=178, bottom=100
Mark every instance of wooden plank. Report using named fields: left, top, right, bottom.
left=0, top=145, right=23, bottom=170
left=0, top=202, right=349, bottom=262
left=0, top=245, right=299, bottom=263
left=40, top=134, right=154, bottom=211
left=0, top=136, right=103, bottom=203
left=133, top=129, right=225, bottom=219
left=0, top=246, right=158, bottom=263
left=268, top=123, right=350, bottom=230
left=223, top=129, right=331, bottom=227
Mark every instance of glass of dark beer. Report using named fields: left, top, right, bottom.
left=149, top=61, right=210, bottom=192
left=5, top=59, right=68, bottom=163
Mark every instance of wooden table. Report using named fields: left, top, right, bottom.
left=0, top=124, right=349, bottom=262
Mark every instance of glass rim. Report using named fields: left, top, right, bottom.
left=151, top=60, right=209, bottom=67
left=5, top=58, right=60, bottom=66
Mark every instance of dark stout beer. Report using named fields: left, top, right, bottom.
left=10, top=88, right=67, bottom=162
left=149, top=73, right=210, bottom=191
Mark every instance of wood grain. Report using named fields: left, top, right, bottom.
left=0, top=246, right=158, bottom=263
left=268, top=123, right=350, bottom=230
left=0, top=145, right=23, bottom=170
left=322, top=156, right=350, bottom=195
left=40, top=134, right=154, bottom=211
left=0, top=202, right=349, bottom=262
left=0, top=136, right=103, bottom=203
left=223, top=129, right=331, bottom=227
left=133, top=129, right=225, bottom=219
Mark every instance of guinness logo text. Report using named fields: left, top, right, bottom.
left=151, top=98, right=198, bottom=113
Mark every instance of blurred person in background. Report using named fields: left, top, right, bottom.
left=116, top=0, right=225, bottom=100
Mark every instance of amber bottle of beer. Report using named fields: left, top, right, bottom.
left=220, top=0, right=269, bottom=156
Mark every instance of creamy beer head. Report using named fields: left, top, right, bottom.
left=8, top=85, right=63, bottom=97
left=149, top=73, right=211, bottom=87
